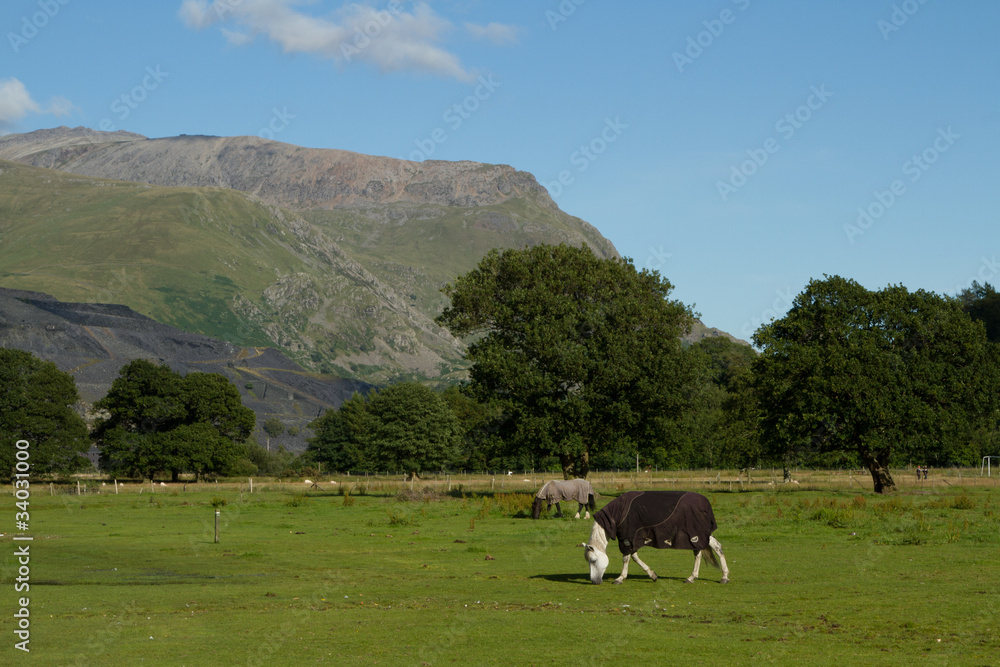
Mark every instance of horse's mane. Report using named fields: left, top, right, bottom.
left=587, top=520, right=609, bottom=553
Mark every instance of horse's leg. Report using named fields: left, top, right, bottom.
left=553, top=501, right=562, bottom=517
left=630, top=551, right=657, bottom=582
left=685, top=550, right=703, bottom=583
left=573, top=502, right=581, bottom=519
left=710, top=535, right=730, bottom=584
left=613, top=553, right=631, bottom=584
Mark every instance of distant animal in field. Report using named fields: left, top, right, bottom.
left=532, top=479, right=597, bottom=519
left=580, top=490, right=729, bottom=585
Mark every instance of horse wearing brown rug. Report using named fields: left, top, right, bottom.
left=580, top=490, right=729, bottom=585
left=532, top=479, right=597, bottom=519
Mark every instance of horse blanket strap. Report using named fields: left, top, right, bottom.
left=595, top=491, right=716, bottom=555
left=536, top=479, right=594, bottom=504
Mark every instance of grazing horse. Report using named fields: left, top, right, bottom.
left=579, top=490, right=730, bottom=585
left=532, top=479, right=597, bottom=520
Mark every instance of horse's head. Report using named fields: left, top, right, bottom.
left=531, top=497, right=544, bottom=520
left=580, top=543, right=609, bottom=584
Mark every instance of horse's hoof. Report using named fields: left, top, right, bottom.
left=683, top=577, right=694, bottom=584
left=649, top=574, right=657, bottom=582
left=720, top=578, right=730, bottom=584
left=613, top=579, right=624, bottom=585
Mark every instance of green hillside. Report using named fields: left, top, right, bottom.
left=0, top=160, right=300, bottom=346
left=0, top=159, right=618, bottom=383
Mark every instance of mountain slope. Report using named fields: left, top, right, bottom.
left=0, top=128, right=631, bottom=382
left=0, top=158, right=468, bottom=381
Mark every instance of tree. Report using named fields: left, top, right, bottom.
left=436, top=244, right=695, bottom=478
left=364, top=383, right=460, bottom=478
left=181, top=372, right=255, bottom=444
left=93, top=360, right=255, bottom=480
left=263, top=417, right=285, bottom=438
left=306, top=392, right=372, bottom=472
left=751, top=276, right=998, bottom=493
left=308, top=384, right=459, bottom=477
left=0, top=348, right=90, bottom=479
left=672, top=338, right=756, bottom=469
left=956, top=281, right=1000, bottom=343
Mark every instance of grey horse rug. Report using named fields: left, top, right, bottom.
left=594, top=491, right=717, bottom=555
left=536, top=479, right=594, bottom=504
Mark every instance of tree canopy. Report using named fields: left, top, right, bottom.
left=750, top=276, right=998, bottom=493
left=308, top=383, right=459, bottom=477
left=92, top=360, right=255, bottom=480
left=435, top=244, right=695, bottom=478
left=0, top=348, right=90, bottom=480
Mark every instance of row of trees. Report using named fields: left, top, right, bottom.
left=4, top=245, right=998, bottom=493
left=306, top=245, right=1000, bottom=494
left=0, top=354, right=293, bottom=482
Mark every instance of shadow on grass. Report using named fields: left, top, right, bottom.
left=530, top=572, right=693, bottom=585
left=528, top=573, right=594, bottom=586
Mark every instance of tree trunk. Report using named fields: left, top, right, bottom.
left=862, top=450, right=896, bottom=494
left=560, top=451, right=590, bottom=479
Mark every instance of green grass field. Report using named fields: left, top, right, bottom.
left=2, top=471, right=998, bottom=665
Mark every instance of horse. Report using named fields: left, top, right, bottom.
left=532, top=478, right=597, bottom=520
left=579, top=490, right=730, bottom=585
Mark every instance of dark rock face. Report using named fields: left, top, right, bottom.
left=0, top=287, right=368, bottom=451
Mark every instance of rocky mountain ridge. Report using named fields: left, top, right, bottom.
left=0, top=127, right=742, bottom=384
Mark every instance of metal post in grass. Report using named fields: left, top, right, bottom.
left=114, top=479, right=118, bottom=495
left=215, top=510, right=220, bottom=543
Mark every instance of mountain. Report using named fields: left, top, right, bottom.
left=0, top=126, right=742, bottom=383
left=0, top=286, right=368, bottom=451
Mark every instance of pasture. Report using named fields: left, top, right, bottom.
left=2, top=470, right=998, bottom=665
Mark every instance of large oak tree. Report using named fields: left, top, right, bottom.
left=751, top=276, right=998, bottom=493
left=92, top=360, right=255, bottom=480
left=435, top=244, right=695, bottom=478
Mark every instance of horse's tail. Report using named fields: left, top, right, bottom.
left=531, top=497, right=543, bottom=520
left=587, top=493, right=596, bottom=512
left=702, top=541, right=721, bottom=571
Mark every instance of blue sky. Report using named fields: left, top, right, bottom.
left=3, top=0, right=999, bottom=341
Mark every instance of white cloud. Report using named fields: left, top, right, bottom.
left=177, top=0, right=492, bottom=81
left=0, top=78, right=40, bottom=127
left=0, top=78, right=73, bottom=131
left=221, top=28, right=254, bottom=45
left=465, top=21, right=520, bottom=45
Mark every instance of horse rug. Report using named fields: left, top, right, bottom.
left=594, top=491, right=717, bottom=555
left=536, top=479, right=593, bottom=504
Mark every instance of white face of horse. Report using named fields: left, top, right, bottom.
left=584, top=544, right=609, bottom=584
